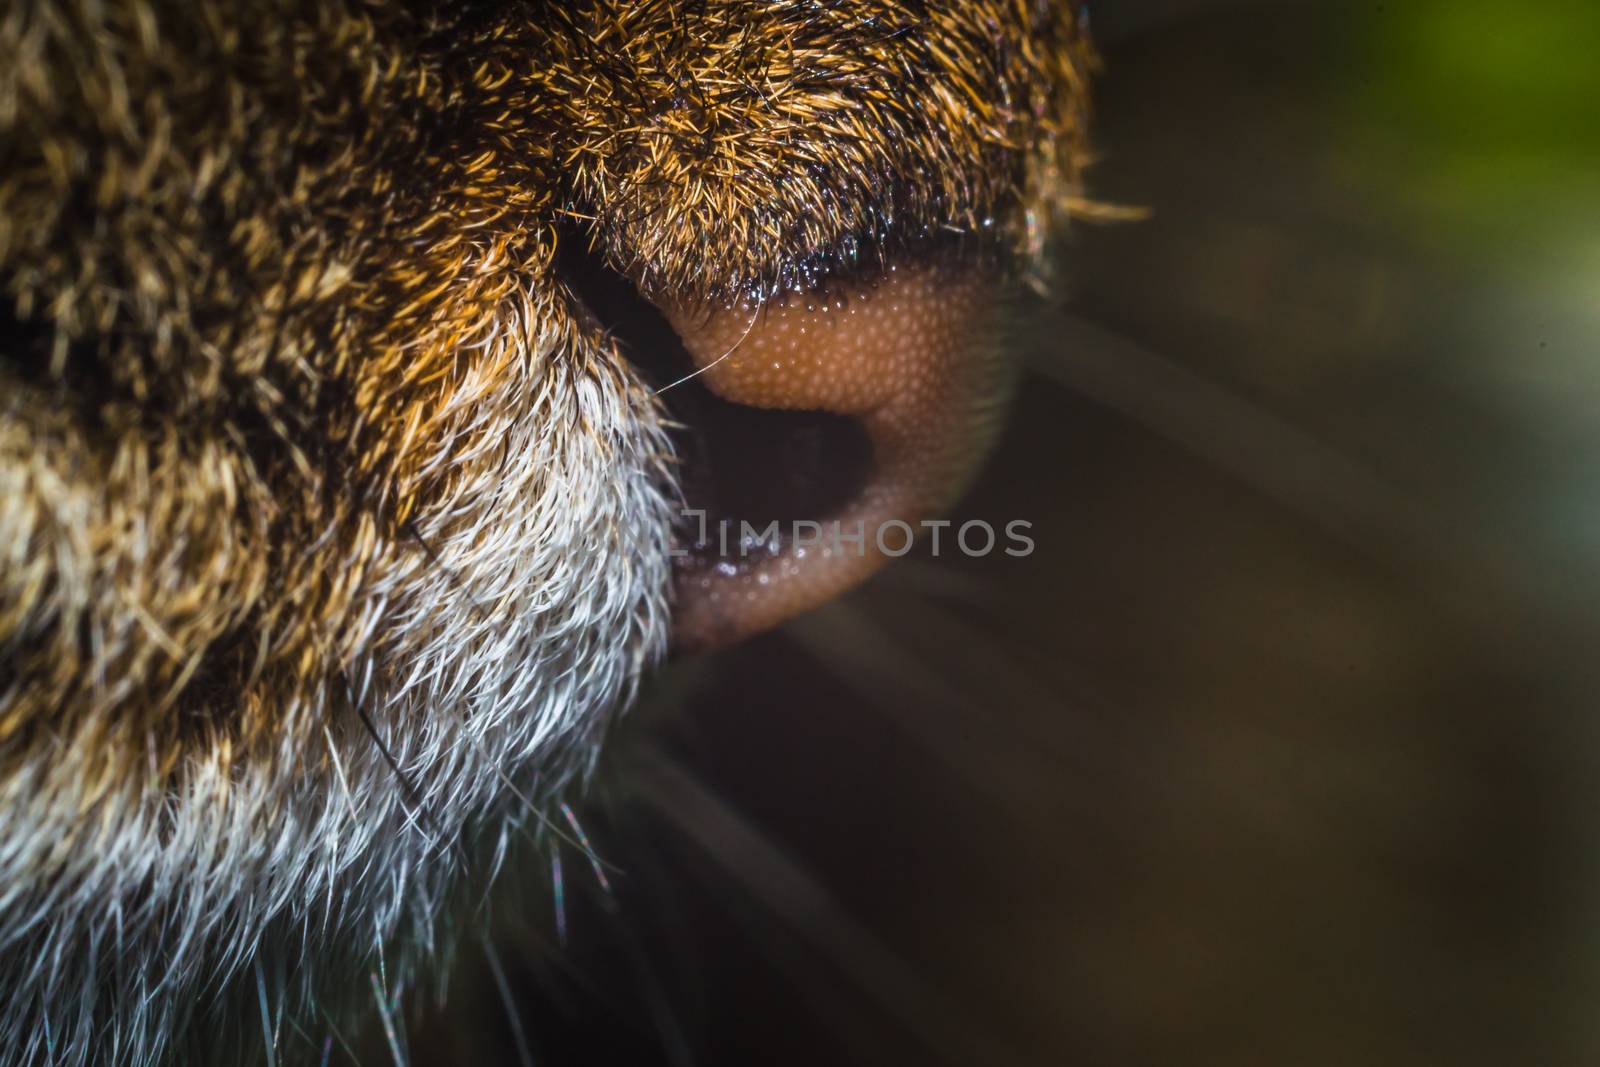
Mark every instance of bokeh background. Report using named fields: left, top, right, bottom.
left=407, top=2, right=1600, bottom=1063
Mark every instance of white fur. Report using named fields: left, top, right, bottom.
left=0, top=291, right=676, bottom=1066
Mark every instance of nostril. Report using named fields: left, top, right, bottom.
left=557, top=231, right=1014, bottom=653
left=662, top=262, right=1015, bottom=652
left=681, top=401, right=872, bottom=533
left=555, top=229, right=875, bottom=548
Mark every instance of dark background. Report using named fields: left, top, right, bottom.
left=405, top=2, right=1600, bottom=1064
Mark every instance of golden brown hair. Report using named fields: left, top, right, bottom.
left=0, top=2, right=1093, bottom=1061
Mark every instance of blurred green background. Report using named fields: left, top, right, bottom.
left=408, top=3, right=1600, bottom=1064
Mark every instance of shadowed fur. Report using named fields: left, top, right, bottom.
left=0, top=1, right=1093, bottom=1063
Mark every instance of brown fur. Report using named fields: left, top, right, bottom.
left=0, top=2, right=1093, bottom=1062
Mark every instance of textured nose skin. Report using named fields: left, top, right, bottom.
left=664, top=263, right=1014, bottom=650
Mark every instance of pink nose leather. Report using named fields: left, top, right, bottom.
left=663, top=263, right=1012, bottom=650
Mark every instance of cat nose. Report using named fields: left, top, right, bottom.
left=660, top=263, right=1015, bottom=651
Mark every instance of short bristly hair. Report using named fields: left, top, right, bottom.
left=0, top=2, right=1093, bottom=1062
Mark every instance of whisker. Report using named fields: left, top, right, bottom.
left=471, top=737, right=621, bottom=877
left=1027, top=310, right=1550, bottom=633
left=402, top=520, right=492, bottom=625
left=559, top=802, right=615, bottom=900
left=254, top=958, right=278, bottom=1067
left=369, top=972, right=407, bottom=1067
left=482, top=936, right=537, bottom=1067
left=340, top=669, right=442, bottom=849
left=550, top=847, right=568, bottom=947
left=654, top=303, right=760, bottom=395
left=630, top=748, right=1032, bottom=1067
left=319, top=1008, right=363, bottom=1067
